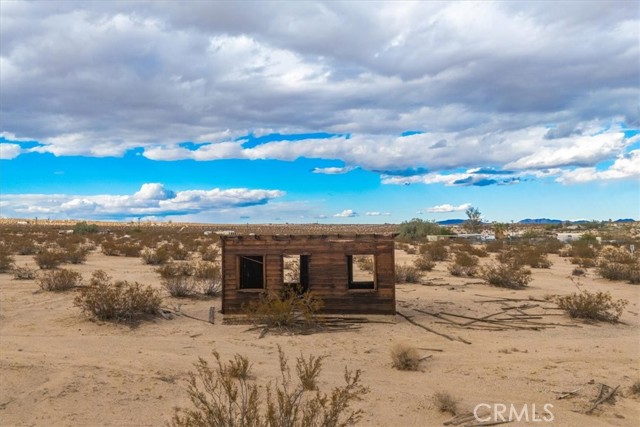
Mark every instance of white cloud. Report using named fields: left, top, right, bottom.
left=311, top=166, right=356, bottom=174
left=425, top=203, right=472, bottom=213
left=556, top=150, right=640, bottom=184
left=0, top=183, right=284, bottom=219
left=365, top=211, right=391, bottom=216
left=333, top=209, right=358, bottom=218
left=0, top=143, right=21, bottom=160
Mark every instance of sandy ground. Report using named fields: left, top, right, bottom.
left=1, top=249, right=639, bottom=427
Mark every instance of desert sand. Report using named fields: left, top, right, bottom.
left=1, top=249, right=639, bottom=427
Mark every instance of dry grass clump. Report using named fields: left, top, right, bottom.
left=245, top=286, right=324, bottom=331
left=101, top=239, right=143, bottom=257
left=74, top=270, right=161, bottom=322
left=165, top=242, right=190, bottom=261
left=395, top=263, right=421, bottom=283
left=170, top=347, right=367, bottom=427
left=13, top=264, right=37, bottom=280
left=556, top=289, right=628, bottom=323
left=64, top=244, right=90, bottom=264
left=433, top=392, right=458, bottom=415
left=481, top=261, right=531, bottom=289
left=225, top=354, right=252, bottom=380
left=199, top=244, right=219, bottom=262
left=630, top=380, right=640, bottom=396
left=157, top=263, right=198, bottom=297
left=597, top=246, right=640, bottom=284
left=38, top=268, right=82, bottom=291
left=390, top=343, right=421, bottom=371
left=193, top=261, right=222, bottom=296
left=0, top=249, right=15, bottom=273
left=296, top=353, right=326, bottom=391
left=413, top=253, right=436, bottom=271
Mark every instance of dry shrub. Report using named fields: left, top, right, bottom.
left=572, top=268, right=586, bottom=277
left=245, top=286, right=324, bottom=331
left=448, top=252, right=478, bottom=277
left=74, top=270, right=161, bottom=322
left=413, top=253, right=435, bottom=271
left=433, top=392, right=458, bottom=415
left=404, top=246, right=417, bottom=255
left=193, top=261, right=222, bottom=296
left=419, top=241, right=449, bottom=261
left=170, top=347, right=367, bottom=427
left=456, top=242, right=488, bottom=258
left=390, top=343, right=421, bottom=371
left=65, top=245, right=90, bottom=264
left=556, top=289, right=628, bottom=323
left=485, top=240, right=504, bottom=253
left=34, top=248, right=66, bottom=269
left=571, top=257, right=596, bottom=268
left=395, top=263, right=421, bottom=283
left=500, top=246, right=551, bottom=269
left=0, top=249, right=15, bottom=272
left=199, top=244, right=219, bottom=262
left=166, top=242, right=190, bottom=261
left=296, top=353, right=326, bottom=391
left=101, top=239, right=142, bottom=257
left=38, top=268, right=82, bottom=291
left=225, top=354, right=252, bottom=380
left=354, top=255, right=374, bottom=272
left=597, top=246, right=639, bottom=284
left=141, top=246, right=171, bottom=265
left=481, top=261, right=531, bottom=289
left=569, top=240, right=598, bottom=259
left=631, top=380, right=640, bottom=396
left=13, top=264, right=37, bottom=280
left=157, top=263, right=198, bottom=297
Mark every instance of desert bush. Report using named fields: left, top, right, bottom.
left=199, top=244, right=219, bottom=262
left=101, top=239, right=142, bottom=257
left=245, top=286, right=324, bottom=331
left=456, top=242, right=488, bottom=258
left=597, top=246, right=640, bottom=284
left=170, top=347, right=367, bottom=427
left=413, top=253, right=435, bottom=271
left=538, top=238, right=565, bottom=254
left=65, top=245, right=90, bottom=264
left=419, top=241, right=449, bottom=261
left=569, top=240, right=598, bottom=259
left=571, top=257, right=596, bottom=268
left=390, top=343, right=421, bottom=371
left=34, top=248, right=66, bottom=269
left=73, top=221, right=99, bottom=234
left=141, top=246, right=171, bottom=265
left=404, top=246, right=417, bottom=255
left=395, top=263, right=421, bottom=283
left=17, top=244, right=37, bottom=256
left=481, top=262, right=532, bottom=289
left=158, top=263, right=198, bottom=297
left=433, top=392, right=458, bottom=416
left=448, top=252, right=478, bottom=277
left=485, top=240, right=504, bottom=253
left=166, top=242, right=190, bottom=261
left=193, top=261, right=222, bottom=296
left=74, top=270, right=161, bottom=322
left=0, top=249, right=15, bottom=272
left=498, top=246, right=551, bottom=269
left=572, top=268, right=586, bottom=277
left=355, top=255, right=374, bottom=272
left=225, top=354, right=252, bottom=380
left=13, top=264, right=37, bottom=280
left=38, top=268, right=82, bottom=291
left=398, top=218, right=454, bottom=242
left=296, top=353, right=326, bottom=391
left=556, top=289, right=628, bottom=323
left=630, top=380, right=640, bottom=396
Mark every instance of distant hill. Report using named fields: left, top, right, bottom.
left=436, top=219, right=465, bottom=225
left=615, top=218, right=635, bottom=223
left=518, top=218, right=562, bottom=224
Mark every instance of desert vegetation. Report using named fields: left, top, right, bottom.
left=38, top=268, right=82, bottom=291
left=556, top=288, right=628, bottom=323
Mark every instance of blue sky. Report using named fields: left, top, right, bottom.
left=1, top=1, right=638, bottom=223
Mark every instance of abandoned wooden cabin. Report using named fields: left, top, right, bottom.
left=220, top=234, right=397, bottom=314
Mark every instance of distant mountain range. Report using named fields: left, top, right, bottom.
left=436, top=218, right=636, bottom=225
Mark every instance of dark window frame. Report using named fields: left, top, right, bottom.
left=347, top=254, right=377, bottom=290
left=238, top=255, right=266, bottom=290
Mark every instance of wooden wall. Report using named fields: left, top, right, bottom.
left=221, top=234, right=396, bottom=314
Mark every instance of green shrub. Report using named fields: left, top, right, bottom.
left=38, top=268, right=82, bottom=291
left=390, top=343, right=421, bottom=371
left=398, top=218, right=454, bottom=242
left=73, top=221, right=99, bottom=234
left=481, top=262, right=531, bottom=289
left=74, top=270, right=161, bottom=322
left=13, top=264, right=37, bottom=280
left=395, top=263, right=421, bottom=283
left=556, top=289, right=627, bottom=323
left=34, top=248, right=66, bottom=269
left=170, top=347, right=367, bottom=427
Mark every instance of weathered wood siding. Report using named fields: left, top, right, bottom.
left=221, top=234, right=396, bottom=314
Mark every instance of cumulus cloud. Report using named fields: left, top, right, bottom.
left=556, top=150, right=640, bottom=184
left=0, top=1, right=637, bottom=187
left=425, top=203, right=472, bottom=213
left=0, top=143, right=21, bottom=160
left=365, top=211, right=391, bottom=216
left=0, top=183, right=284, bottom=219
left=333, top=209, right=358, bottom=218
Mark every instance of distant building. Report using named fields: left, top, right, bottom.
left=556, top=232, right=583, bottom=243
